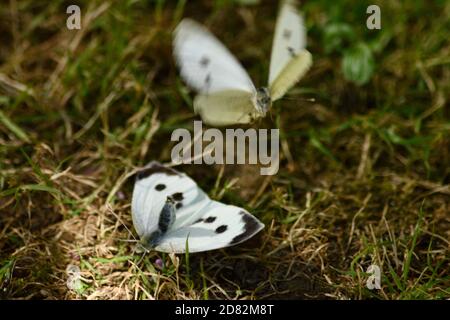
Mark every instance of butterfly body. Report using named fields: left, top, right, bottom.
left=132, top=162, right=264, bottom=253
left=173, top=0, right=312, bottom=126
left=256, top=87, right=272, bottom=115
left=141, top=197, right=177, bottom=249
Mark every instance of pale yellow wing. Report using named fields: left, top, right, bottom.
left=193, top=90, right=259, bottom=126
left=268, top=0, right=312, bottom=101
left=269, top=49, right=312, bottom=101
left=269, top=0, right=306, bottom=85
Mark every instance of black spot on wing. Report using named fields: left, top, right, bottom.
left=287, top=46, right=296, bottom=57
left=135, top=162, right=178, bottom=181
left=200, top=56, right=210, bottom=68
left=215, top=225, right=227, bottom=233
left=283, top=29, right=292, bottom=39
left=176, top=202, right=183, bottom=209
left=230, top=211, right=262, bottom=245
left=193, top=218, right=203, bottom=224
left=204, top=216, right=216, bottom=223
left=171, top=192, right=184, bottom=201
left=155, top=184, right=166, bottom=191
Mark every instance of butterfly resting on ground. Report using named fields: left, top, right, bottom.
left=131, top=162, right=264, bottom=253
left=173, top=0, right=312, bottom=126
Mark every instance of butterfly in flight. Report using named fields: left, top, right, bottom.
left=173, top=0, right=312, bottom=126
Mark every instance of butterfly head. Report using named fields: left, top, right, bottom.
left=256, top=87, right=271, bottom=115
left=166, top=195, right=176, bottom=205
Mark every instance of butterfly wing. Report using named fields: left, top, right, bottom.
left=268, top=0, right=312, bottom=101
left=131, top=162, right=209, bottom=240
left=173, top=19, right=256, bottom=95
left=156, top=201, right=264, bottom=253
left=269, top=50, right=312, bottom=101
left=194, top=90, right=258, bottom=126
left=132, top=162, right=264, bottom=253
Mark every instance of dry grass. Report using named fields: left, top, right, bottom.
left=0, top=0, right=449, bottom=300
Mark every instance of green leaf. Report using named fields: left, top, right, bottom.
left=368, top=30, right=392, bottom=53
left=308, top=130, right=338, bottom=163
left=323, top=22, right=356, bottom=54
left=0, top=184, right=60, bottom=197
left=0, top=259, right=15, bottom=284
left=0, top=110, right=31, bottom=143
left=342, top=42, right=375, bottom=85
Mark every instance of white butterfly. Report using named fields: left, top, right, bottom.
left=131, top=162, right=264, bottom=253
left=173, top=0, right=312, bottom=126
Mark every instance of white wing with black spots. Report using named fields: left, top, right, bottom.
left=131, top=162, right=264, bottom=253
left=132, top=162, right=203, bottom=237
left=268, top=0, right=308, bottom=85
left=173, top=19, right=256, bottom=95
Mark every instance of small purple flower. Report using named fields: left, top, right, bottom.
left=116, top=191, right=126, bottom=200
left=155, top=258, right=164, bottom=269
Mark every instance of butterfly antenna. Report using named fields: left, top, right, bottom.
left=136, top=247, right=149, bottom=265
left=117, top=239, right=140, bottom=243
left=280, top=96, right=315, bottom=102
left=107, top=207, right=150, bottom=264
left=107, top=205, right=138, bottom=243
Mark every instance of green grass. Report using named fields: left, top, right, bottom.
left=0, top=0, right=449, bottom=299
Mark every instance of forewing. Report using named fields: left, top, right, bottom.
left=131, top=162, right=207, bottom=239
left=268, top=0, right=311, bottom=99
left=173, top=19, right=256, bottom=94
